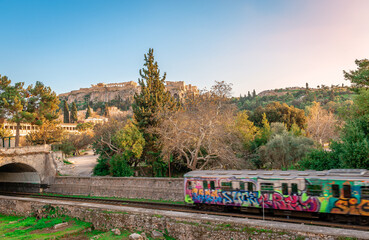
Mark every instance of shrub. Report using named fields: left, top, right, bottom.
left=109, top=154, right=134, bottom=177
left=93, top=156, right=110, bottom=176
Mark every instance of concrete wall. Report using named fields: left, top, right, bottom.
left=46, top=176, right=184, bottom=202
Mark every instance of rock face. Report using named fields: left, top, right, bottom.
left=59, top=81, right=199, bottom=105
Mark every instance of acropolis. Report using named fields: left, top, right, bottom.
left=59, top=81, right=199, bottom=104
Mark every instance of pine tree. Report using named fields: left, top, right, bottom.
left=85, top=104, right=92, bottom=119
left=132, top=48, right=176, bottom=163
left=247, top=91, right=251, bottom=99
left=1, top=79, right=60, bottom=146
left=63, top=101, right=70, bottom=123
left=252, top=89, right=256, bottom=98
left=70, top=102, right=78, bottom=123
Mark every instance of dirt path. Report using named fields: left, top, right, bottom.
left=62, top=150, right=98, bottom=177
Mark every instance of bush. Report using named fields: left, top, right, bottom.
left=93, top=156, right=110, bottom=176
left=109, top=154, right=134, bottom=177
left=297, top=149, right=339, bottom=170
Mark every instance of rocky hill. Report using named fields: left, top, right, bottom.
left=59, top=81, right=199, bottom=110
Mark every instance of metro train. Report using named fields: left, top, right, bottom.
left=184, top=169, right=369, bottom=224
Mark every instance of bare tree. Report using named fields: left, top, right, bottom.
left=154, top=83, right=244, bottom=170
left=306, top=102, right=339, bottom=144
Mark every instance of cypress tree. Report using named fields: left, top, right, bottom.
left=252, top=89, right=256, bottom=98
left=132, top=48, right=176, bottom=163
left=70, top=102, right=78, bottom=123
left=85, top=104, right=92, bottom=119
left=104, top=103, right=110, bottom=118
left=63, top=101, right=70, bottom=123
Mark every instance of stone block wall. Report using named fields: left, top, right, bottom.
left=46, top=177, right=184, bottom=202
left=0, top=196, right=345, bottom=240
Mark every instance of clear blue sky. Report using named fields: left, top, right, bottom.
left=1, top=0, right=369, bottom=96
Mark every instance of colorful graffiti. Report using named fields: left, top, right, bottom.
left=331, top=197, right=369, bottom=216
left=185, top=177, right=369, bottom=217
left=258, top=192, right=320, bottom=212
left=191, top=188, right=223, bottom=204
left=221, top=191, right=259, bottom=206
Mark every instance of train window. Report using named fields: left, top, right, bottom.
left=343, top=185, right=351, bottom=198
left=240, top=182, right=245, bottom=190
left=260, top=183, right=274, bottom=193
left=307, top=185, right=322, bottom=196
left=210, top=181, right=215, bottom=190
left=361, top=186, right=369, bottom=199
left=232, top=181, right=240, bottom=190
left=291, top=183, right=298, bottom=194
left=247, top=182, right=254, bottom=192
left=221, top=182, right=232, bottom=190
left=332, top=184, right=340, bottom=198
left=203, top=181, right=208, bottom=189
left=187, top=181, right=192, bottom=189
left=282, top=183, right=288, bottom=195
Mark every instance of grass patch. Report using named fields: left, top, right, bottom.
left=102, top=210, right=129, bottom=215
left=63, top=159, right=73, bottom=165
left=36, top=192, right=185, bottom=205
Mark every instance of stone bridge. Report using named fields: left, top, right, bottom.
left=0, top=145, right=57, bottom=192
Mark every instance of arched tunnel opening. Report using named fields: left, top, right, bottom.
left=0, top=163, right=42, bottom=193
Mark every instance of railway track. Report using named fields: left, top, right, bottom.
left=1, top=191, right=369, bottom=232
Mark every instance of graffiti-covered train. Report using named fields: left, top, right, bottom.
left=184, top=169, right=369, bottom=224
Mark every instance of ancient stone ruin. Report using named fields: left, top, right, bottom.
left=59, top=81, right=199, bottom=104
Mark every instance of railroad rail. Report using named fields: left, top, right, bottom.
left=1, top=192, right=369, bottom=232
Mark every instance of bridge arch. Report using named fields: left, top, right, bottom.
left=0, top=145, right=56, bottom=192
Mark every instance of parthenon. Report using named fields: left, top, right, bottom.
left=59, top=81, right=199, bottom=104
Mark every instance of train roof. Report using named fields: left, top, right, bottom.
left=184, top=169, right=369, bottom=180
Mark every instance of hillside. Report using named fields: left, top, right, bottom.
left=235, top=85, right=355, bottom=113
left=59, top=80, right=199, bottom=113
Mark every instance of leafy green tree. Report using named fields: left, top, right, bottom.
left=70, top=102, right=78, bottom=123
left=344, top=59, right=369, bottom=87
left=1, top=78, right=59, bottom=146
left=112, top=120, right=145, bottom=167
left=298, top=148, right=339, bottom=171
left=258, top=127, right=314, bottom=169
left=63, top=101, right=70, bottom=123
left=0, top=80, right=27, bottom=146
left=110, top=154, right=134, bottom=177
left=27, top=81, right=60, bottom=126
left=233, top=111, right=258, bottom=149
left=132, top=48, right=177, bottom=164
left=85, top=104, right=92, bottom=119
left=250, top=102, right=306, bottom=130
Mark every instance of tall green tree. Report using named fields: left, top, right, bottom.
left=132, top=48, right=177, bottom=164
left=0, top=79, right=59, bottom=146
left=70, top=102, right=78, bottom=123
left=0, top=78, right=29, bottom=146
left=27, top=81, right=60, bottom=125
left=85, top=104, right=92, bottom=119
left=63, top=101, right=70, bottom=123
left=344, top=59, right=369, bottom=88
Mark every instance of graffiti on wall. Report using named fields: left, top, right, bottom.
left=331, top=197, right=369, bottom=216
left=221, top=190, right=259, bottom=206
left=190, top=188, right=223, bottom=204
left=258, top=192, right=320, bottom=212
left=185, top=178, right=369, bottom=216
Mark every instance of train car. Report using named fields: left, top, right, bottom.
left=184, top=169, right=369, bottom=224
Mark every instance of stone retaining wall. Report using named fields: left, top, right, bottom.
left=45, top=176, right=184, bottom=202
left=0, top=196, right=352, bottom=240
